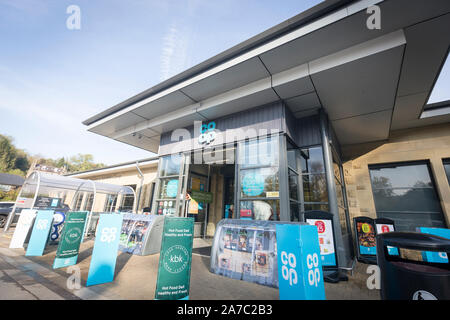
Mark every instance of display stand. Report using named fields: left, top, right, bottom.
left=118, top=214, right=165, bottom=255
left=304, top=210, right=347, bottom=283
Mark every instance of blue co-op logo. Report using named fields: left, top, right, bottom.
left=199, top=122, right=216, bottom=145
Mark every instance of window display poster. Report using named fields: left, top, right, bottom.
left=155, top=217, right=194, bottom=300
left=53, top=211, right=88, bottom=269
left=10, top=209, right=37, bottom=249
left=242, top=172, right=265, bottom=197
left=418, top=227, right=450, bottom=263
left=215, top=225, right=277, bottom=287
left=156, top=200, right=176, bottom=215
left=305, top=219, right=336, bottom=267
left=118, top=214, right=155, bottom=255
left=86, top=214, right=124, bottom=286
left=356, top=222, right=377, bottom=255
left=276, top=224, right=325, bottom=300
left=375, top=223, right=399, bottom=256
left=166, top=179, right=179, bottom=198
left=25, top=210, right=54, bottom=256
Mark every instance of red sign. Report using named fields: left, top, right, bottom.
left=240, top=209, right=252, bottom=218
left=315, top=220, right=326, bottom=233
left=381, top=225, right=390, bottom=233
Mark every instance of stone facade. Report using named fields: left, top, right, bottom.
left=342, top=123, right=450, bottom=230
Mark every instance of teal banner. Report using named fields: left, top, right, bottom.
left=53, top=211, right=88, bottom=269
left=86, top=214, right=124, bottom=286
left=155, top=217, right=194, bottom=300
left=25, top=210, right=54, bottom=256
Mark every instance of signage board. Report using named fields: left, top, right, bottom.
left=354, top=217, right=377, bottom=257
left=53, top=211, right=88, bottom=269
left=25, top=210, right=54, bottom=256
left=418, top=227, right=450, bottom=263
left=374, top=218, right=398, bottom=256
left=86, top=214, right=124, bottom=286
left=305, top=217, right=336, bottom=267
left=166, top=180, right=179, bottom=198
left=276, top=224, right=326, bottom=300
left=155, top=217, right=194, bottom=300
left=34, top=196, right=61, bottom=209
left=190, top=190, right=213, bottom=204
left=9, top=209, right=37, bottom=249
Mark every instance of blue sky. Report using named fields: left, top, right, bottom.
left=0, top=0, right=323, bottom=165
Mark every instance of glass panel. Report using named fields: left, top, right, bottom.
left=288, top=172, right=299, bottom=201
left=300, top=147, right=325, bottom=174
left=239, top=200, right=280, bottom=221
left=287, top=149, right=299, bottom=171
left=370, top=162, right=446, bottom=232
left=159, top=154, right=182, bottom=177
left=370, top=164, right=433, bottom=189
left=335, top=177, right=345, bottom=207
left=372, top=188, right=442, bottom=213
left=444, top=159, right=450, bottom=185
left=290, top=201, right=300, bottom=222
left=239, top=136, right=279, bottom=168
left=85, top=193, right=94, bottom=211
left=304, top=203, right=329, bottom=211
left=302, top=174, right=328, bottom=203
left=157, top=178, right=179, bottom=200
left=240, top=167, right=279, bottom=198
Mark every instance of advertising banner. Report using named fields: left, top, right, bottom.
left=118, top=214, right=156, bottom=255
left=155, top=217, right=194, bottom=300
left=34, top=196, right=61, bottom=209
left=276, top=224, right=326, bottom=300
left=418, top=227, right=450, bottom=263
left=25, top=210, right=54, bottom=256
left=375, top=219, right=398, bottom=256
left=86, top=214, right=124, bottom=286
left=305, top=218, right=336, bottom=267
left=355, top=219, right=377, bottom=256
left=53, top=211, right=88, bottom=269
left=10, top=209, right=37, bottom=249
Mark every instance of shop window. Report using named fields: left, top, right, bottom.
left=84, top=193, right=94, bottom=212
left=299, top=147, right=328, bottom=212
left=104, top=194, right=117, bottom=212
left=73, top=192, right=83, bottom=211
left=120, top=184, right=136, bottom=212
left=444, top=159, right=450, bottom=185
left=237, top=135, right=280, bottom=221
left=369, top=161, right=446, bottom=231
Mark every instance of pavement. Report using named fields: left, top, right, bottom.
left=0, top=229, right=380, bottom=300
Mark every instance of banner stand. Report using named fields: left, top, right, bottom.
left=304, top=211, right=347, bottom=283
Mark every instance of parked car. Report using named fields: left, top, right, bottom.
left=0, top=201, right=15, bottom=228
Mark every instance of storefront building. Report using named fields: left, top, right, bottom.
left=82, top=0, right=450, bottom=270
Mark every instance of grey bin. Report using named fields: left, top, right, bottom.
left=377, top=232, right=450, bottom=300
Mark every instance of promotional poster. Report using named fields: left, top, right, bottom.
left=118, top=214, right=155, bottom=255
left=155, top=217, right=194, bottom=300
left=53, top=211, right=88, bottom=269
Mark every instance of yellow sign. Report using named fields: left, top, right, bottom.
left=362, top=223, right=371, bottom=233
left=188, top=199, right=199, bottom=214
left=266, top=191, right=279, bottom=198
left=191, top=178, right=201, bottom=191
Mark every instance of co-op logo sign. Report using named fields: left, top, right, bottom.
left=198, top=121, right=217, bottom=145
left=280, top=251, right=321, bottom=287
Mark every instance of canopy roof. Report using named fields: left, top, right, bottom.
left=84, top=0, right=450, bottom=152
left=25, top=171, right=134, bottom=195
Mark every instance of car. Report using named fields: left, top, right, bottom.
left=0, top=201, right=15, bottom=228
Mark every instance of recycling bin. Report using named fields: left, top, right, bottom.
left=377, top=232, right=450, bottom=300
